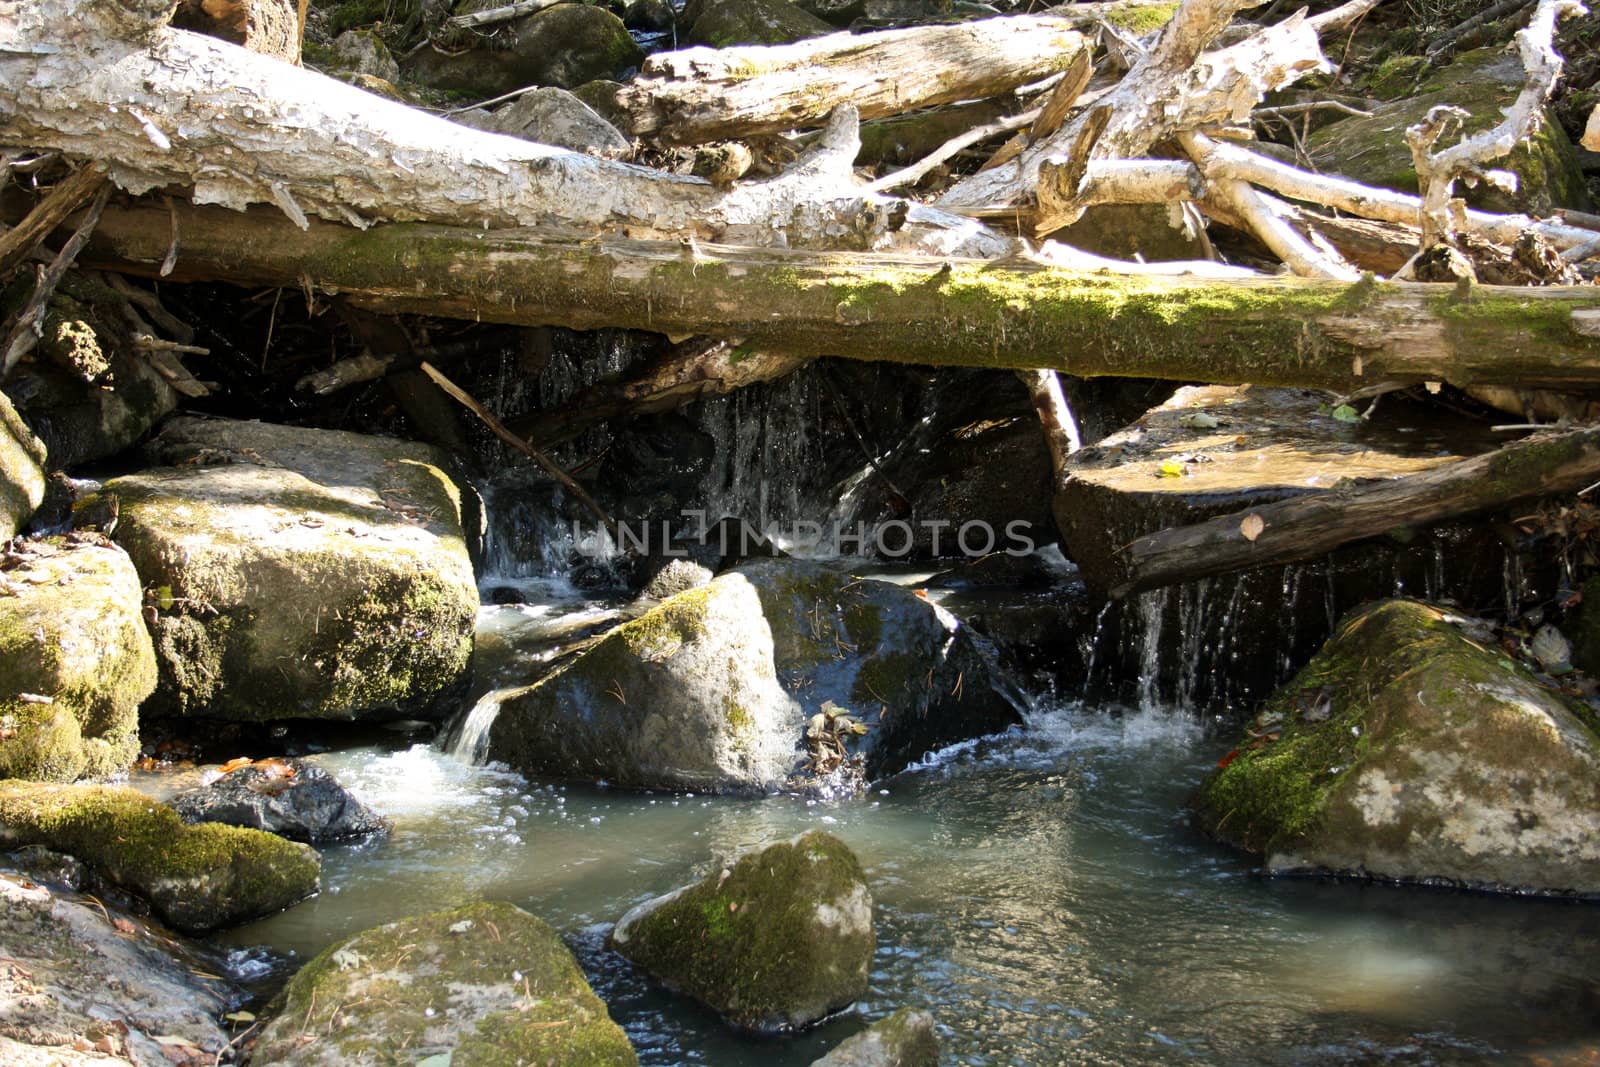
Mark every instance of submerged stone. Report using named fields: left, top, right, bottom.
left=170, top=758, right=388, bottom=843
left=0, top=780, right=319, bottom=933
left=610, top=831, right=874, bottom=1033
left=252, top=900, right=636, bottom=1066
left=0, top=871, right=237, bottom=1066
left=811, top=1008, right=940, bottom=1067
left=1194, top=599, right=1600, bottom=896
left=0, top=538, right=156, bottom=782
left=107, top=417, right=477, bottom=723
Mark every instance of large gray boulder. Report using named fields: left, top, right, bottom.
left=251, top=901, right=636, bottom=1066
left=486, top=572, right=804, bottom=792
left=0, top=781, right=320, bottom=933
left=1195, top=599, right=1600, bottom=895
left=482, top=561, right=1018, bottom=792
left=454, top=86, right=631, bottom=157
left=404, top=4, right=643, bottom=97
left=106, top=417, right=477, bottom=722
left=6, top=348, right=176, bottom=473
left=611, top=831, right=873, bottom=1033
left=0, top=871, right=238, bottom=1067
left=170, top=758, right=388, bottom=843
left=0, top=538, right=156, bottom=782
left=0, top=388, right=46, bottom=540
left=811, top=1009, right=940, bottom=1067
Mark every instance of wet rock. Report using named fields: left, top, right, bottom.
left=737, top=559, right=1020, bottom=779
left=1308, top=47, right=1592, bottom=217
left=926, top=550, right=1057, bottom=589
left=404, top=4, right=643, bottom=97
left=811, top=1008, right=940, bottom=1067
left=640, top=557, right=714, bottom=600
left=686, top=0, right=833, bottom=46
left=1194, top=599, right=1600, bottom=896
left=106, top=417, right=477, bottom=723
left=624, top=0, right=676, bottom=32
left=484, top=561, right=1018, bottom=792
left=0, top=388, right=47, bottom=541
left=610, top=831, right=873, bottom=1033
left=0, top=780, right=319, bottom=933
left=0, top=871, right=238, bottom=1067
left=485, top=573, right=804, bottom=793
left=455, top=86, right=631, bottom=157
left=252, top=900, right=636, bottom=1066
left=170, top=759, right=388, bottom=843
left=327, top=28, right=398, bottom=80
left=6, top=845, right=87, bottom=891
left=793, top=0, right=864, bottom=24
left=0, top=538, right=156, bottom=782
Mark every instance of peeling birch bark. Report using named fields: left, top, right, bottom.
left=0, top=0, right=1007, bottom=256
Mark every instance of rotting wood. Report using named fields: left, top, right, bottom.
left=0, top=163, right=109, bottom=280
left=2, top=183, right=111, bottom=379
left=74, top=199, right=1600, bottom=395
left=1107, top=424, right=1600, bottom=597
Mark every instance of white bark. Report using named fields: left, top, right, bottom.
left=940, top=0, right=1327, bottom=218
left=0, top=0, right=1007, bottom=256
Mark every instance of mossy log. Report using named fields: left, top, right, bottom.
left=81, top=199, right=1600, bottom=394
left=1110, top=425, right=1600, bottom=597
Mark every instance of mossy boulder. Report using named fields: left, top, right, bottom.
left=0, top=388, right=46, bottom=541
left=0, top=538, right=156, bottom=782
left=0, top=871, right=235, bottom=1065
left=482, top=561, right=1018, bottom=792
left=1308, top=47, right=1592, bottom=217
left=1194, top=599, right=1600, bottom=896
left=610, top=831, right=873, bottom=1033
left=251, top=901, right=636, bottom=1066
left=7, top=349, right=177, bottom=472
left=106, top=417, right=477, bottom=723
left=686, top=0, right=833, bottom=47
left=485, top=574, right=805, bottom=792
left=0, top=781, right=319, bottom=933
left=404, top=3, right=643, bottom=97
left=811, top=1008, right=939, bottom=1067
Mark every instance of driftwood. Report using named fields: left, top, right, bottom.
left=0, top=163, right=109, bottom=279
left=612, top=6, right=1170, bottom=144
left=75, top=199, right=1600, bottom=394
left=1107, top=425, right=1600, bottom=597
left=0, top=0, right=1006, bottom=257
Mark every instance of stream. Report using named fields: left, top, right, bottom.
left=167, top=593, right=1600, bottom=1067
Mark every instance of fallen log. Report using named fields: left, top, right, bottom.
left=77, top=199, right=1600, bottom=394
left=1107, top=424, right=1600, bottom=597
left=613, top=13, right=1093, bottom=144
left=0, top=0, right=1006, bottom=256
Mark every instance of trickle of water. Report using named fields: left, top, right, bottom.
left=1078, top=601, right=1115, bottom=701
left=449, top=688, right=512, bottom=764
left=1133, top=587, right=1171, bottom=712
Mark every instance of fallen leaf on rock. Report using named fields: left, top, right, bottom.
left=1240, top=514, right=1265, bottom=542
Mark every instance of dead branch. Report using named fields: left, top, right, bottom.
left=0, top=162, right=109, bottom=280
left=444, top=0, right=569, bottom=31
left=2, top=182, right=111, bottom=379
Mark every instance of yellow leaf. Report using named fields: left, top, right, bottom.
left=1240, top=514, right=1265, bottom=542
left=1156, top=459, right=1186, bottom=478
left=156, top=585, right=175, bottom=611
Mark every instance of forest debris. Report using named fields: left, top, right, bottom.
left=1, top=182, right=111, bottom=379
left=0, top=161, right=108, bottom=280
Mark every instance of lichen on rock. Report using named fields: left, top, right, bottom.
left=0, top=538, right=156, bottom=782
left=810, top=1008, right=940, bottom=1067
left=1194, top=599, right=1600, bottom=896
left=610, top=830, right=874, bottom=1033
left=0, top=780, right=319, bottom=933
left=107, top=417, right=477, bottom=723
left=252, top=900, right=636, bottom=1066
left=0, top=388, right=47, bottom=541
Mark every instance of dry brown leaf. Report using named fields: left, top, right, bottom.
left=1240, top=514, right=1265, bottom=542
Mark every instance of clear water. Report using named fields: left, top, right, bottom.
left=212, top=704, right=1600, bottom=1066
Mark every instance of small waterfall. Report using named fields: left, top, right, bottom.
left=1132, top=587, right=1170, bottom=712
left=448, top=688, right=513, bottom=764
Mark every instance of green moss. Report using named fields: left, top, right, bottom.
left=1364, top=53, right=1428, bottom=100
left=611, top=831, right=872, bottom=1032
left=1101, top=0, right=1178, bottom=34
left=263, top=901, right=635, bottom=1066
left=0, top=781, right=318, bottom=933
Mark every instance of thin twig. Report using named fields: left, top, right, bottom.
left=1, top=182, right=111, bottom=380
left=0, top=161, right=108, bottom=280
left=863, top=108, right=1042, bottom=194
